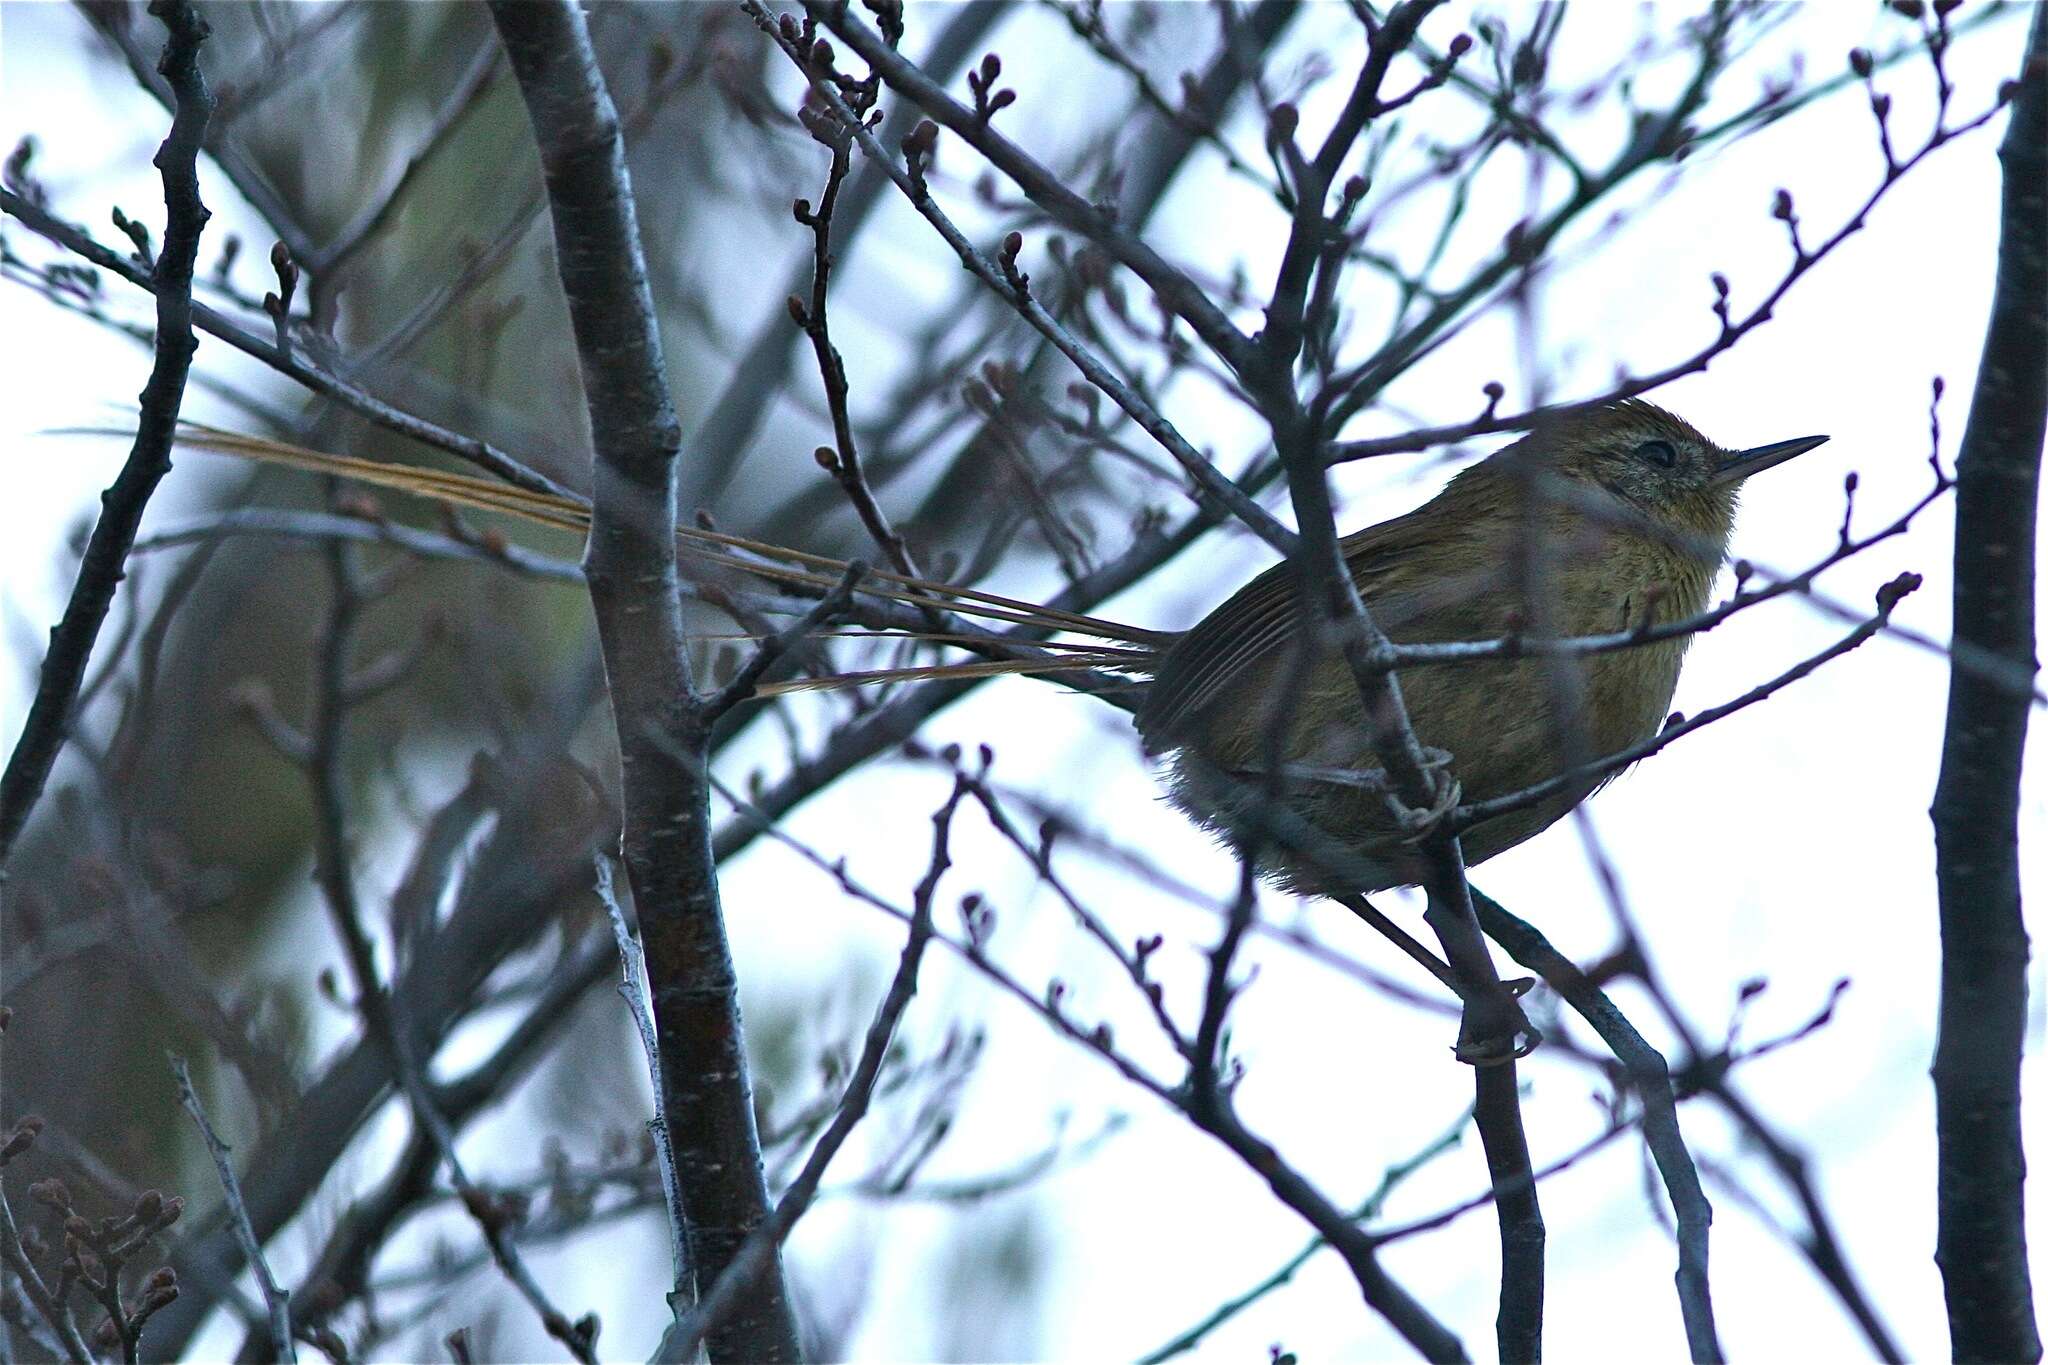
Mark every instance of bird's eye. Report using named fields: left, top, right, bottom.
left=1636, top=439, right=1678, bottom=468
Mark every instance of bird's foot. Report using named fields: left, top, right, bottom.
left=1389, top=747, right=1461, bottom=841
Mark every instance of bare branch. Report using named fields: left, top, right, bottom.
left=0, top=0, right=213, bottom=871
left=170, top=1057, right=294, bottom=1364
left=747, top=3, right=1298, bottom=556
left=804, top=0, right=1260, bottom=378
left=488, top=2, right=800, bottom=1356
left=1930, top=6, right=2047, bottom=1356
left=678, top=776, right=959, bottom=1357
left=0, top=189, right=577, bottom=502
left=1456, top=572, right=1922, bottom=831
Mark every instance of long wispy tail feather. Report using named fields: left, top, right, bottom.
left=753, top=649, right=1152, bottom=696
left=147, top=423, right=1167, bottom=651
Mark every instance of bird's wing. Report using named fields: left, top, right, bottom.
left=1135, top=509, right=1456, bottom=750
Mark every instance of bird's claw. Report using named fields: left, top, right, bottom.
left=1390, top=751, right=1461, bottom=841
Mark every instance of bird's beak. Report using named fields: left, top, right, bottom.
left=1713, top=433, right=1829, bottom=486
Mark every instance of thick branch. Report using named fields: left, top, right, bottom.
left=486, top=4, right=801, bottom=1359
left=1930, top=7, right=2047, bottom=1360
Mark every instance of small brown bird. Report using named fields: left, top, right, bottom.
left=1134, top=400, right=1826, bottom=893
left=175, top=400, right=1824, bottom=894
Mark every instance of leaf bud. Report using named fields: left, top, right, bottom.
left=0, top=1115, right=43, bottom=1164
left=28, top=1177, right=71, bottom=1211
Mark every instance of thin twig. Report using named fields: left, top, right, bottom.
left=170, top=1056, right=295, bottom=1363
left=747, top=2, right=1297, bottom=557
left=706, top=562, right=868, bottom=718
left=1139, top=1106, right=1470, bottom=1364
left=594, top=857, right=688, bottom=1302
left=0, top=190, right=575, bottom=502
left=803, top=0, right=1259, bottom=378
left=676, top=776, right=961, bottom=1357
left=0, top=1179, right=94, bottom=1361
left=1470, top=888, right=1722, bottom=1361
left=313, top=34, right=503, bottom=279
left=0, top=0, right=213, bottom=871
left=1456, top=572, right=1921, bottom=830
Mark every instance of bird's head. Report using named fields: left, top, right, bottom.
left=1502, top=398, right=1828, bottom=554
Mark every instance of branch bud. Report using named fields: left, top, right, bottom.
left=28, top=1177, right=71, bottom=1211
left=0, top=1116, right=42, bottom=1165
left=1876, top=571, right=1922, bottom=613
left=903, top=119, right=939, bottom=170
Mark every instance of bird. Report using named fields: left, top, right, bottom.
left=1130, top=400, right=1825, bottom=894
left=168, top=400, right=1825, bottom=896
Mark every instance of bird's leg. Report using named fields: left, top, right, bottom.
left=1407, top=817, right=1541, bottom=1067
